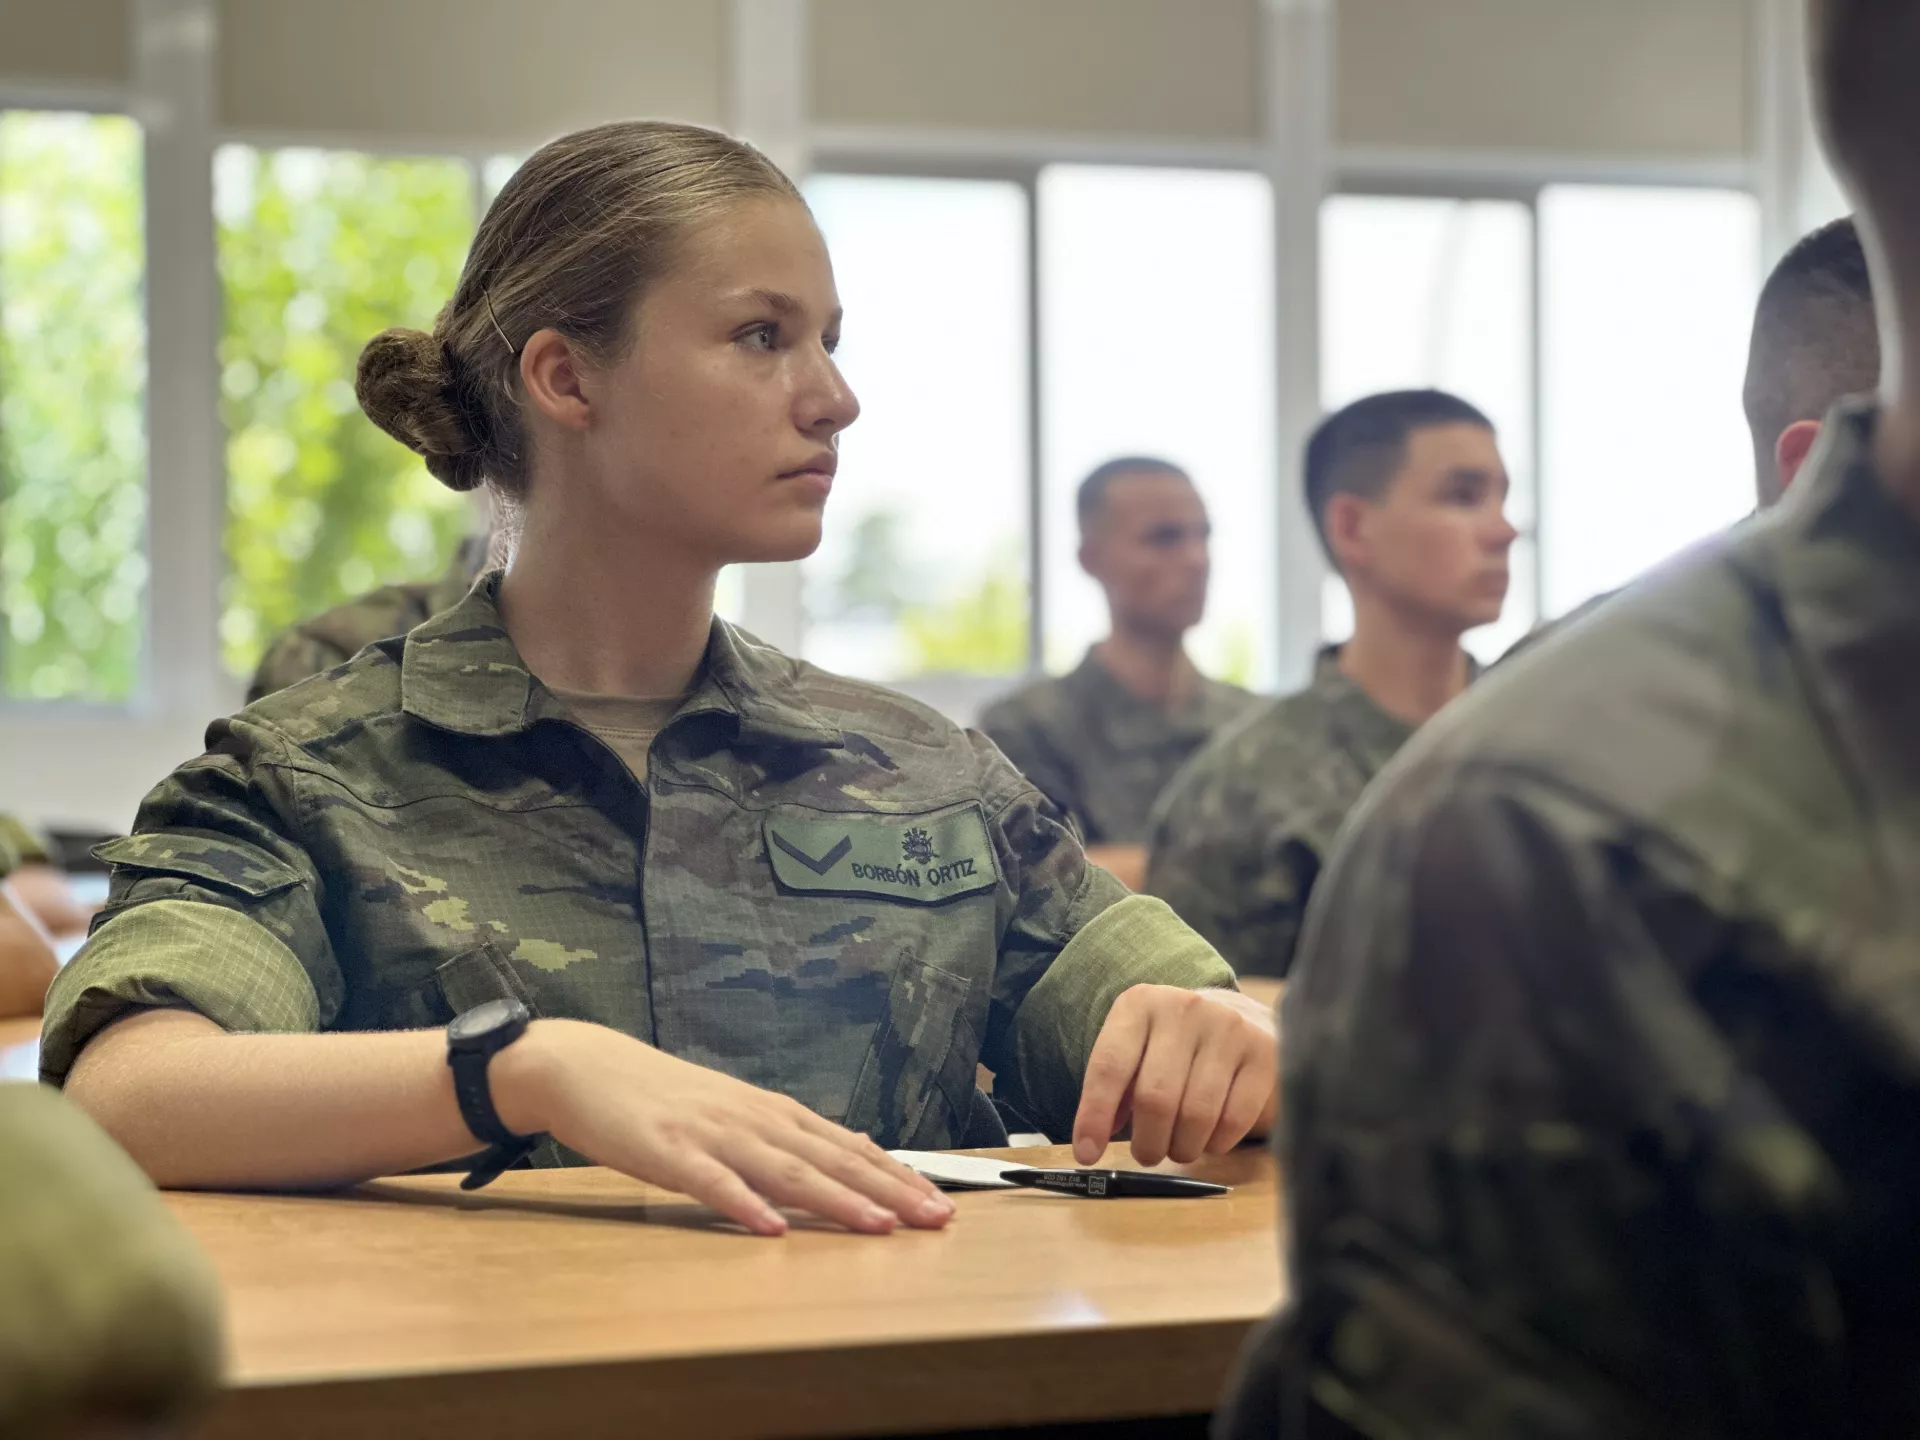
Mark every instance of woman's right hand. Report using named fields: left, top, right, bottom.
left=494, top=1018, right=956, bottom=1237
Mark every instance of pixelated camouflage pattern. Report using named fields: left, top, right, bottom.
left=244, top=533, right=490, bottom=703
left=979, top=651, right=1259, bottom=845
left=0, top=813, right=48, bottom=880
left=1249, top=401, right=1920, bottom=1438
left=1144, top=650, right=1414, bottom=979
left=64, top=575, right=1147, bottom=1151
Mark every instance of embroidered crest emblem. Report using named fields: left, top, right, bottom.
left=901, top=826, right=936, bottom=865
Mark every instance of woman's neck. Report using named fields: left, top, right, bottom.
left=496, top=499, right=717, bottom=699
left=1339, top=594, right=1472, bottom=727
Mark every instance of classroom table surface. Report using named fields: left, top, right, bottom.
left=1237, top=976, right=1283, bottom=1013
left=176, top=1142, right=1284, bottom=1440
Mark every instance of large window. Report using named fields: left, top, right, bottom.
left=1321, top=183, right=1761, bottom=657
left=802, top=174, right=1031, bottom=683
left=1040, top=166, right=1278, bottom=690
left=0, top=111, right=147, bottom=702
left=1321, top=194, right=1536, bottom=660
left=1538, top=185, right=1761, bottom=615
left=215, top=146, right=479, bottom=678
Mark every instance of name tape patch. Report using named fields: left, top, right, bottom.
left=764, top=805, right=1001, bottom=905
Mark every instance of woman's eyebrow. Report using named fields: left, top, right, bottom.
left=730, top=288, right=843, bottom=328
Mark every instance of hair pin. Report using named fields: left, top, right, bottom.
left=483, top=290, right=518, bottom=357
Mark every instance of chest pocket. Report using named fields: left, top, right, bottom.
left=748, top=801, right=1003, bottom=1146
left=840, top=952, right=983, bottom=1149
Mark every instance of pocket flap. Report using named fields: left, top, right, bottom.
left=93, top=833, right=303, bottom=901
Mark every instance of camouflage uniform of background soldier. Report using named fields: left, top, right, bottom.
left=979, top=655, right=1258, bottom=846
left=0, top=813, right=48, bottom=879
left=245, top=532, right=491, bottom=703
left=1226, top=401, right=1920, bottom=1437
left=44, top=576, right=1234, bottom=1153
left=0, top=1083, right=221, bottom=1435
left=1145, top=648, right=1424, bottom=979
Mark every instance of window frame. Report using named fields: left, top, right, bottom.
left=1327, top=159, right=1767, bottom=631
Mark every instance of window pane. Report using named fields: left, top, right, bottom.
left=1539, top=185, right=1761, bottom=617
left=1039, top=166, right=1277, bottom=689
left=481, top=154, right=521, bottom=205
left=217, top=146, right=477, bottom=677
left=1320, top=195, right=1536, bottom=661
left=0, top=111, right=147, bottom=701
left=803, top=175, right=1029, bottom=682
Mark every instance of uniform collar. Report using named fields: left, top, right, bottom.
left=1064, top=648, right=1237, bottom=751
left=1759, top=399, right=1920, bottom=820
left=1310, top=644, right=1421, bottom=764
left=401, top=574, right=844, bottom=749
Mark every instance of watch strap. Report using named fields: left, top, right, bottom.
left=447, top=1016, right=542, bottom=1191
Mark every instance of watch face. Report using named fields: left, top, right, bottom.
left=448, top=997, right=527, bottom=1046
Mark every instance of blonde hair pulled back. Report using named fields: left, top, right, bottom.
left=355, top=120, right=801, bottom=499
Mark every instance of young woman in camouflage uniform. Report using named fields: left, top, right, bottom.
left=45, top=122, right=1276, bottom=1237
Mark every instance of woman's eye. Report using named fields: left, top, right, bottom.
left=741, top=323, right=779, bottom=351
left=823, top=333, right=842, bottom=356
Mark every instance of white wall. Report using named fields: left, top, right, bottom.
left=1337, top=0, right=1751, bottom=158
left=216, top=0, right=728, bottom=148
left=812, top=0, right=1261, bottom=139
left=0, top=0, right=127, bottom=88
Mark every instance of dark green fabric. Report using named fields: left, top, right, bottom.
left=46, top=578, right=1237, bottom=1147
left=1263, top=400, right=1920, bottom=1437
left=0, top=1083, right=222, bottom=1434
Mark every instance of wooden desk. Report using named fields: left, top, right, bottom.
left=0, top=1015, right=39, bottom=1082
left=180, top=1143, right=1283, bottom=1440
left=1238, top=976, right=1283, bottom=1013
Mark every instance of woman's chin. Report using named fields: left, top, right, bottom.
left=727, top=517, right=825, bottom=566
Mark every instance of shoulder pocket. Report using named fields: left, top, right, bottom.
left=94, top=833, right=302, bottom=901
left=764, top=802, right=1001, bottom=907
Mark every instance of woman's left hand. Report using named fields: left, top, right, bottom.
left=1071, top=985, right=1279, bottom=1166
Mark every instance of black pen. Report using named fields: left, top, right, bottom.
left=998, top=1167, right=1230, bottom=1199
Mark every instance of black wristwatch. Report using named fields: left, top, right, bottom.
left=446, top=998, right=543, bottom=1190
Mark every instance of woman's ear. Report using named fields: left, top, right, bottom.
left=519, top=328, right=592, bottom=433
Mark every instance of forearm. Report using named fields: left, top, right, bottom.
left=62, top=1007, right=561, bottom=1191
left=0, top=911, right=57, bottom=1018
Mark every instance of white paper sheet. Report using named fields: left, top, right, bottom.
left=888, top=1150, right=1026, bottom=1189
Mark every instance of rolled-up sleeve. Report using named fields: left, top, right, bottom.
left=977, top=741, right=1236, bottom=1137
left=39, top=716, right=342, bottom=1084
left=1008, top=892, right=1236, bottom=1137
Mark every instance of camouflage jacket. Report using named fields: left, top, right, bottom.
left=1254, top=401, right=1920, bottom=1438
left=0, top=1084, right=221, bottom=1434
left=0, top=813, right=48, bottom=880
left=44, top=577, right=1233, bottom=1153
left=245, top=533, right=490, bottom=703
left=1144, top=650, right=1414, bottom=979
left=979, top=651, right=1258, bottom=845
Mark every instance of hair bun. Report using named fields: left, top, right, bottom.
left=355, top=326, right=489, bottom=492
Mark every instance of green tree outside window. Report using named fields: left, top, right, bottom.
left=217, top=146, right=476, bottom=677
left=0, top=111, right=147, bottom=702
